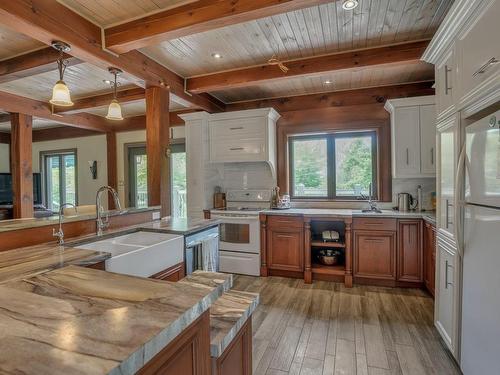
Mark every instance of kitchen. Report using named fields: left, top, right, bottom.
left=0, top=0, right=499, bottom=374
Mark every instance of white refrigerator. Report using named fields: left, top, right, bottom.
left=460, top=109, right=500, bottom=374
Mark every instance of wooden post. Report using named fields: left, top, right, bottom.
left=145, top=86, right=170, bottom=217
left=259, top=213, right=268, bottom=277
left=304, top=218, right=312, bottom=284
left=106, top=131, right=117, bottom=209
left=344, top=220, right=353, bottom=288
left=10, top=113, right=33, bottom=218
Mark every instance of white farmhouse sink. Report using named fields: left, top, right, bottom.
left=75, top=231, right=184, bottom=278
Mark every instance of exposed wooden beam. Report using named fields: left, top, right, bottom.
left=0, top=47, right=81, bottom=84
left=187, top=40, right=431, bottom=93
left=0, top=90, right=111, bottom=132
left=55, top=87, right=145, bottom=114
left=105, top=0, right=332, bottom=53
left=146, top=87, right=170, bottom=217
left=227, top=81, right=435, bottom=112
left=10, top=113, right=33, bottom=218
left=0, top=1, right=224, bottom=113
left=106, top=131, right=118, bottom=209
left=32, top=126, right=100, bottom=142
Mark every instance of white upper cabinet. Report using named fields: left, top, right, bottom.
left=435, top=48, right=456, bottom=121
left=385, top=96, right=436, bottom=179
left=456, top=0, right=500, bottom=111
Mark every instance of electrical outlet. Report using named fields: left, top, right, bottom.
left=152, top=212, right=161, bottom=220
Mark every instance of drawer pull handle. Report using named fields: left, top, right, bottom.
left=230, top=147, right=244, bottom=151
left=229, top=127, right=244, bottom=130
left=444, top=65, right=452, bottom=94
left=406, top=148, right=409, bottom=165
left=472, top=57, right=499, bottom=77
left=431, top=147, right=434, bottom=165
left=364, top=238, right=385, bottom=243
left=445, top=260, right=453, bottom=288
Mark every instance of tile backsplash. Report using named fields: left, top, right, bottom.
left=391, top=178, right=436, bottom=210
left=218, top=162, right=276, bottom=191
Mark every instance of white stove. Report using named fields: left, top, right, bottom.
left=210, top=189, right=272, bottom=276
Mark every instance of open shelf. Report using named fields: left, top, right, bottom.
left=311, top=262, right=345, bottom=276
left=311, top=241, right=345, bottom=248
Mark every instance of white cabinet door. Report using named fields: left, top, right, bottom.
left=457, top=0, right=500, bottom=106
left=437, top=114, right=459, bottom=239
left=435, top=49, right=456, bottom=120
left=419, top=105, right=437, bottom=176
left=435, top=237, right=458, bottom=356
left=392, top=106, right=421, bottom=178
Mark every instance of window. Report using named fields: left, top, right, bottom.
left=289, top=131, right=377, bottom=199
left=42, top=150, right=77, bottom=211
left=170, top=143, right=187, bottom=218
left=128, top=146, right=148, bottom=208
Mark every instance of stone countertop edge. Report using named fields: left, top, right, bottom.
left=0, top=206, right=161, bottom=233
left=209, top=290, right=260, bottom=358
left=110, top=278, right=226, bottom=375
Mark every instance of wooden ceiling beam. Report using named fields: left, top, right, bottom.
left=105, top=0, right=333, bottom=53
left=32, top=127, right=100, bottom=142
left=0, top=47, right=81, bottom=84
left=0, top=90, right=111, bottom=132
left=187, top=40, right=431, bottom=93
left=0, top=1, right=224, bottom=113
left=226, top=81, right=436, bottom=112
left=55, top=87, right=145, bottom=114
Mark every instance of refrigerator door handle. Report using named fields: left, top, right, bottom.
left=454, top=143, right=467, bottom=258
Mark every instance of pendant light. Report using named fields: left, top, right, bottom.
left=49, top=41, right=74, bottom=107
left=106, top=67, right=124, bottom=121
left=342, top=0, right=359, bottom=10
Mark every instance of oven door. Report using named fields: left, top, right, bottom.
left=211, top=214, right=260, bottom=253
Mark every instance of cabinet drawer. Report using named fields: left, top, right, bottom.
left=211, top=138, right=265, bottom=162
left=352, top=218, right=397, bottom=231
left=267, top=215, right=303, bottom=229
left=353, top=231, right=397, bottom=280
left=210, top=117, right=266, bottom=139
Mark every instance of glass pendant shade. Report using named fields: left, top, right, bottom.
left=106, top=99, right=123, bottom=121
left=49, top=80, right=74, bottom=106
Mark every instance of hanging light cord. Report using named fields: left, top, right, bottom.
left=113, top=71, right=118, bottom=99
left=57, top=49, right=68, bottom=81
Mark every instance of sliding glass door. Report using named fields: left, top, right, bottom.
left=128, top=146, right=148, bottom=208
left=170, top=143, right=186, bottom=218
left=42, top=150, right=77, bottom=211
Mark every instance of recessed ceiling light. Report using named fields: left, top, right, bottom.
left=211, top=52, right=222, bottom=59
left=342, top=0, right=359, bottom=10
left=324, top=80, right=333, bottom=85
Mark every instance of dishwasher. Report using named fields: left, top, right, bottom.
left=184, top=225, right=220, bottom=274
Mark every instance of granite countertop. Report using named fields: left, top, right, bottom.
left=0, top=206, right=161, bottom=233
left=0, top=266, right=232, bottom=375
left=209, top=289, right=259, bottom=358
left=262, top=208, right=436, bottom=224
left=139, top=216, right=220, bottom=235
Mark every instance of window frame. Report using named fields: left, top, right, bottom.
left=288, top=131, right=378, bottom=200
left=40, top=149, right=78, bottom=210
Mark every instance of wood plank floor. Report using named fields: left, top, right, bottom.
left=232, top=276, right=461, bottom=375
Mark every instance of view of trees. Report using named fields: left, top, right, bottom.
left=293, top=138, right=327, bottom=196
left=336, top=136, right=373, bottom=195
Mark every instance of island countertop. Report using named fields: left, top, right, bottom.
left=0, top=266, right=232, bottom=375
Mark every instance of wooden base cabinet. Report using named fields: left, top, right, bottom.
left=151, top=262, right=185, bottom=282
left=424, top=222, right=436, bottom=296
left=265, top=216, right=304, bottom=273
left=353, top=230, right=397, bottom=280
left=397, top=220, right=423, bottom=283
left=138, top=311, right=211, bottom=375
left=212, top=319, right=252, bottom=375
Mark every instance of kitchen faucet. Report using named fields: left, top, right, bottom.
left=52, top=203, right=77, bottom=245
left=96, top=186, right=122, bottom=236
left=358, top=183, right=382, bottom=213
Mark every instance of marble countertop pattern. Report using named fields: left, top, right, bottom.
left=139, top=217, right=221, bottom=235
left=0, top=266, right=232, bottom=375
left=209, top=289, right=260, bottom=357
left=0, top=206, right=161, bottom=233
left=262, top=208, right=436, bottom=224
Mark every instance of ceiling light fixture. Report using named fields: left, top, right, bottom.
left=105, top=67, right=124, bottom=121
left=49, top=41, right=74, bottom=107
left=211, top=52, right=222, bottom=59
left=342, top=0, right=359, bottom=10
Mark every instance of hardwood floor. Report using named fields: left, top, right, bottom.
left=232, top=276, right=461, bottom=375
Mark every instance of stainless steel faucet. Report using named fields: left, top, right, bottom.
left=53, top=203, right=77, bottom=245
left=96, top=186, right=122, bottom=236
left=359, top=183, right=382, bottom=213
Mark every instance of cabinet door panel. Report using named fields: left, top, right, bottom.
left=424, top=222, right=436, bottom=296
left=420, top=105, right=437, bottom=175
left=267, top=229, right=304, bottom=272
left=435, top=49, right=455, bottom=119
left=436, top=241, right=456, bottom=352
left=354, top=231, right=396, bottom=280
left=392, top=107, right=421, bottom=177
left=398, top=220, right=423, bottom=283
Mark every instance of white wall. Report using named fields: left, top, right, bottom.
left=32, top=135, right=108, bottom=206
left=0, top=143, right=9, bottom=172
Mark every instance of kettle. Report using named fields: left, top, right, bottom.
left=397, top=193, right=417, bottom=211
